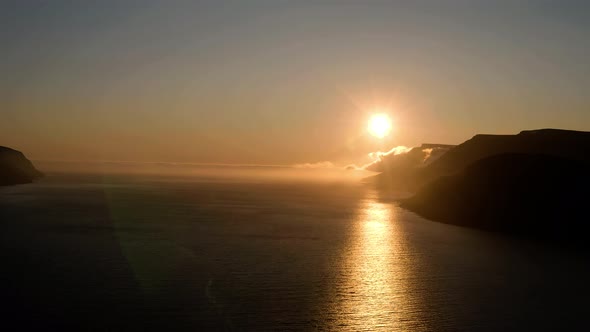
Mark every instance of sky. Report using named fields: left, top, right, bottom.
left=2, top=0, right=589, bottom=166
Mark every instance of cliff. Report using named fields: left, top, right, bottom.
left=372, top=129, right=590, bottom=192
left=417, top=129, right=590, bottom=187
left=401, top=153, right=590, bottom=246
left=0, top=146, right=43, bottom=185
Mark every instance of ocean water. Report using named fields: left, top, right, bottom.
left=1, top=172, right=589, bottom=331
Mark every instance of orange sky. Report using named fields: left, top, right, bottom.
left=3, top=1, right=589, bottom=166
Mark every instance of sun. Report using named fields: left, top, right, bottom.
left=368, top=113, right=392, bottom=138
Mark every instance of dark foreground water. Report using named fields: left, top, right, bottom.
left=1, top=173, right=589, bottom=331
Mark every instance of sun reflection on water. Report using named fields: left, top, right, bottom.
left=330, top=190, right=420, bottom=331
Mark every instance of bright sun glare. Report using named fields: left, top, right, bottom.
left=368, top=113, right=392, bottom=138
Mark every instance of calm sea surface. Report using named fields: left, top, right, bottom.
left=1, top=172, right=589, bottom=331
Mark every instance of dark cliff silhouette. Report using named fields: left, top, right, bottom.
left=372, top=128, right=590, bottom=192
left=0, top=146, right=43, bottom=185
left=401, top=153, right=590, bottom=246
left=391, top=129, right=590, bottom=246
left=416, top=128, right=590, bottom=188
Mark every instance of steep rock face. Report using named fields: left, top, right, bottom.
left=419, top=129, right=590, bottom=184
left=372, top=129, right=590, bottom=192
left=401, top=153, right=590, bottom=246
left=0, top=146, right=43, bottom=185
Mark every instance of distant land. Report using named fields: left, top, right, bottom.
left=402, top=153, right=589, bottom=246
left=4, top=128, right=590, bottom=248
left=374, top=128, right=590, bottom=247
left=0, top=146, right=43, bottom=186
left=370, top=128, right=590, bottom=192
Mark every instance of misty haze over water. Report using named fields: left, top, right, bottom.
left=2, top=170, right=589, bottom=331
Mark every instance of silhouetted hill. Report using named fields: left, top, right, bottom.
left=418, top=128, right=590, bottom=186
left=372, top=128, right=590, bottom=192
left=0, top=146, right=43, bottom=185
left=401, top=153, right=590, bottom=246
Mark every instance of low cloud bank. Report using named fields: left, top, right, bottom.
left=293, top=161, right=335, bottom=169
left=350, top=144, right=454, bottom=172
left=35, top=159, right=370, bottom=183
left=368, top=146, right=412, bottom=161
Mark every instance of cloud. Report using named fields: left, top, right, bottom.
left=360, top=145, right=413, bottom=170
left=368, top=145, right=412, bottom=162
left=344, top=163, right=371, bottom=171
left=293, top=144, right=452, bottom=173
left=362, top=144, right=454, bottom=172
left=293, top=161, right=335, bottom=169
left=422, top=148, right=434, bottom=161
left=421, top=147, right=451, bottom=165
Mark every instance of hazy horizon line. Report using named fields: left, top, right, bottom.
left=33, top=159, right=373, bottom=171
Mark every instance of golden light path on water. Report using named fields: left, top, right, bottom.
left=331, top=189, right=426, bottom=331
